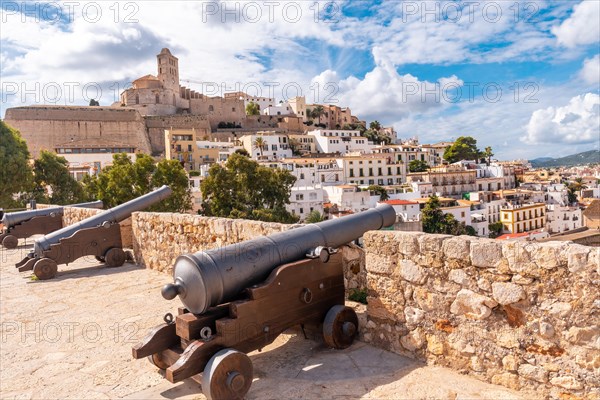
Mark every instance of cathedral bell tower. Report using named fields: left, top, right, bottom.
left=157, top=48, right=180, bottom=92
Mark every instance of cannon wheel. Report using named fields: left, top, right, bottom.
left=104, top=248, right=126, bottom=268
left=202, top=348, right=253, bottom=400
left=33, top=258, right=58, bottom=280
left=2, top=235, right=18, bottom=249
left=147, top=353, right=170, bottom=370
left=323, top=305, right=358, bottom=349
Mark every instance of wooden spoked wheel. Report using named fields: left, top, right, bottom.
left=2, top=235, right=18, bottom=249
left=202, top=349, right=253, bottom=400
left=323, top=305, right=358, bottom=349
left=33, top=258, right=58, bottom=280
left=147, top=353, right=170, bottom=370
left=104, top=248, right=126, bottom=268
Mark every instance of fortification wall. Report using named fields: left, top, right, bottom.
left=143, top=114, right=212, bottom=155
left=189, top=97, right=246, bottom=130
left=4, top=106, right=152, bottom=158
left=362, top=231, right=599, bottom=398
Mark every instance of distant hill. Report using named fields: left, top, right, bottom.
left=530, top=150, right=600, bottom=167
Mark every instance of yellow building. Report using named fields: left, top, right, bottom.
left=165, top=128, right=218, bottom=171
left=500, top=203, right=546, bottom=234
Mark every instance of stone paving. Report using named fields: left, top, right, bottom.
left=1, top=240, right=537, bottom=399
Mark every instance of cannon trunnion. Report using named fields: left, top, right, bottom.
left=15, top=186, right=172, bottom=280
left=133, top=251, right=357, bottom=400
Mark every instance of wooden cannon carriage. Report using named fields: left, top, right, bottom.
left=133, top=205, right=395, bottom=400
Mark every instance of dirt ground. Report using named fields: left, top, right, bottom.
left=1, top=240, right=534, bottom=399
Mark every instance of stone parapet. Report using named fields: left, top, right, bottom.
left=362, top=231, right=599, bottom=398
left=62, top=206, right=133, bottom=248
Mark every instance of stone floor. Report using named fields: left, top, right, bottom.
left=1, top=241, right=535, bottom=399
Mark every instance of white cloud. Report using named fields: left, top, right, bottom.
left=310, top=47, right=464, bottom=121
left=552, top=0, right=600, bottom=48
left=579, top=55, right=600, bottom=85
left=523, top=93, right=600, bottom=144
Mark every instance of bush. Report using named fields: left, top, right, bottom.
left=348, top=288, right=368, bottom=304
left=188, top=170, right=201, bottom=177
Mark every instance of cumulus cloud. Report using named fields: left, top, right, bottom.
left=310, top=47, right=464, bottom=121
left=552, top=1, right=600, bottom=48
left=579, top=55, right=600, bottom=85
left=523, top=93, right=600, bottom=144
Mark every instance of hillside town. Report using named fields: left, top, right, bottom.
left=3, top=49, right=599, bottom=245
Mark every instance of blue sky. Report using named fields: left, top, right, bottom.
left=1, top=0, right=599, bottom=160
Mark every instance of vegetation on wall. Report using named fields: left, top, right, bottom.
left=0, top=121, right=34, bottom=208
left=32, top=150, right=86, bottom=205
left=422, top=195, right=476, bottom=236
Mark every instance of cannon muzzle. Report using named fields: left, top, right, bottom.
left=164, top=204, right=396, bottom=314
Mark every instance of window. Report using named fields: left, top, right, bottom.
left=296, top=194, right=304, bottom=201
left=369, top=168, right=373, bottom=176
left=209, top=105, right=214, bottom=112
left=300, top=173, right=305, bottom=179
left=188, top=145, right=192, bottom=151
left=461, top=212, right=465, bottom=218
left=309, top=193, right=317, bottom=200
left=155, top=93, right=160, bottom=104
left=299, top=208, right=304, bottom=214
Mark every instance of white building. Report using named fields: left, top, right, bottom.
left=308, top=130, right=371, bottom=155
left=323, top=185, right=370, bottom=213
left=546, top=205, right=583, bottom=234
left=336, top=154, right=405, bottom=187
left=441, top=205, right=471, bottom=226
left=287, top=187, right=325, bottom=221
left=240, top=134, right=292, bottom=161
left=379, top=199, right=421, bottom=222
left=224, top=92, right=274, bottom=113
left=263, top=102, right=294, bottom=116
left=277, top=158, right=343, bottom=187
left=56, top=141, right=137, bottom=181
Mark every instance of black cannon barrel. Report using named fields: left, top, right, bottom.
left=163, top=204, right=396, bottom=314
left=1, top=200, right=103, bottom=228
left=33, top=186, right=172, bottom=255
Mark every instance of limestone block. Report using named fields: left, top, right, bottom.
left=539, top=322, right=555, bottom=339
left=542, top=301, right=573, bottom=318
left=366, top=253, right=397, bottom=275
left=413, top=287, right=445, bottom=312
left=496, top=329, right=521, bottom=349
left=426, top=334, right=445, bottom=355
left=398, top=260, right=427, bottom=284
left=502, top=355, right=519, bottom=371
left=448, top=269, right=469, bottom=286
left=491, top=372, right=520, bottom=390
left=550, top=376, right=584, bottom=390
left=442, top=237, right=471, bottom=260
left=470, top=240, right=502, bottom=268
left=400, top=328, right=425, bottom=351
left=518, top=364, right=549, bottom=383
left=492, top=282, right=526, bottom=305
left=567, top=245, right=590, bottom=273
left=396, top=233, right=422, bottom=257
left=565, top=326, right=599, bottom=347
left=502, top=241, right=539, bottom=276
left=404, top=306, right=425, bottom=325
left=450, top=289, right=497, bottom=320
left=532, top=242, right=566, bottom=270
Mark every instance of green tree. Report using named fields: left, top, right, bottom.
left=245, top=101, right=260, bottom=116
left=422, top=195, right=446, bottom=233
left=367, top=185, right=390, bottom=201
left=200, top=153, right=298, bottom=223
left=483, top=146, right=494, bottom=165
left=288, top=137, right=302, bottom=156
left=0, top=121, right=34, bottom=208
left=32, top=150, right=85, bottom=204
left=408, top=159, right=429, bottom=172
left=89, top=99, right=100, bottom=106
left=488, top=222, right=504, bottom=238
left=310, top=105, right=325, bottom=125
left=443, top=136, right=481, bottom=163
left=567, top=177, right=586, bottom=204
left=253, top=137, right=266, bottom=158
left=369, top=120, right=382, bottom=131
left=235, top=148, right=250, bottom=157
left=83, top=153, right=191, bottom=212
left=305, top=210, right=324, bottom=223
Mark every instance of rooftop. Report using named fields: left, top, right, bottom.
left=381, top=200, right=419, bottom=206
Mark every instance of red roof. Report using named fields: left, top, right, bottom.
left=496, top=231, right=541, bottom=240
left=382, top=200, right=418, bottom=205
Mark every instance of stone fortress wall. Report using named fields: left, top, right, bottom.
left=56, top=206, right=598, bottom=398
left=4, top=106, right=152, bottom=158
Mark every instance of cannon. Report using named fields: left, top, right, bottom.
left=15, top=186, right=172, bottom=280
left=133, top=204, right=395, bottom=400
left=0, top=201, right=104, bottom=249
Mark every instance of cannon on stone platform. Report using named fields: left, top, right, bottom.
left=132, top=204, right=395, bottom=400
left=15, top=186, right=172, bottom=280
left=0, top=201, right=104, bottom=249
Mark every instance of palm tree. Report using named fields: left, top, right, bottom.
left=483, top=146, right=494, bottom=165
left=253, top=137, right=266, bottom=158
left=311, top=105, right=325, bottom=126
left=288, top=138, right=301, bottom=156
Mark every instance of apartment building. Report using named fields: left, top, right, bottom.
left=323, top=185, right=370, bottom=212
left=308, top=129, right=371, bottom=155
left=224, top=91, right=275, bottom=113
left=240, top=133, right=292, bottom=161
left=287, top=187, right=325, bottom=220
left=407, top=165, right=477, bottom=198
left=546, top=205, right=583, bottom=234
left=338, top=153, right=405, bottom=186
left=164, top=128, right=218, bottom=171
left=277, top=158, right=343, bottom=187
left=500, top=203, right=546, bottom=234
left=288, top=134, right=317, bottom=154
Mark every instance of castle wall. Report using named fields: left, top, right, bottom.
left=189, top=97, right=246, bottom=130
left=362, top=231, right=598, bottom=398
left=4, top=106, right=152, bottom=158
left=143, top=114, right=212, bottom=156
